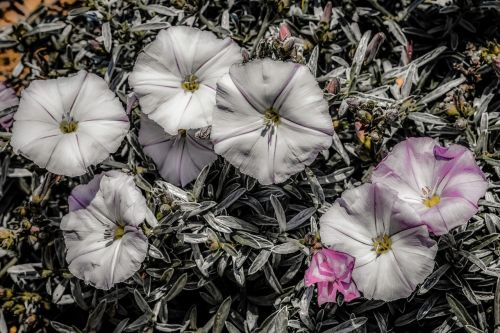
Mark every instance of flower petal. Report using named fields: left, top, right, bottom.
left=139, top=115, right=217, bottom=187
left=129, top=26, right=242, bottom=134
left=212, top=59, right=334, bottom=184
left=11, top=71, right=129, bottom=177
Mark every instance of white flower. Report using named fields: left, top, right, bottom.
left=61, top=171, right=148, bottom=290
left=129, top=26, right=242, bottom=135
left=211, top=59, right=334, bottom=185
left=138, top=115, right=217, bottom=187
left=10, top=71, right=129, bottom=177
left=320, top=183, right=438, bottom=301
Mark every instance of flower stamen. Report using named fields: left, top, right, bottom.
left=423, top=195, right=440, bottom=208
left=181, top=74, right=199, bottom=92
left=263, top=107, right=280, bottom=126
left=114, top=225, right=125, bottom=240
left=59, top=120, right=78, bottom=134
left=372, top=234, right=392, bottom=255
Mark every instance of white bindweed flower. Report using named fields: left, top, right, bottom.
left=129, top=26, right=242, bottom=135
left=10, top=71, right=129, bottom=177
left=211, top=59, right=334, bottom=185
left=138, top=115, right=217, bottom=187
left=320, top=183, right=438, bottom=301
left=61, top=171, right=148, bottom=290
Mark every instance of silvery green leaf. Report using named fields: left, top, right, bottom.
left=86, top=299, right=107, bottom=330
left=213, top=296, right=232, bottom=333
left=155, top=323, right=186, bottom=332
left=307, top=45, right=319, bottom=77
left=27, top=22, right=66, bottom=35
left=401, top=64, right=416, bottom=98
left=204, top=213, right=232, bottom=233
left=125, top=313, right=150, bottom=332
left=233, top=260, right=245, bottom=286
left=146, top=5, right=180, bottom=16
left=215, top=216, right=259, bottom=232
left=286, top=207, right=316, bottom=231
left=248, top=250, right=271, bottom=275
left=419, top=264, right=450, bottom=294
left=0, top=310, right=7, bottom=333
left=304, top=168, right=325, bottom=207
left=182, top=233, right=209, bottom=244
left=458, top=250, right=487, bottom=271
left=464, top=326, right=485, bottom=333
left=112, top=319, right=130, bottom=333
left=192, top=165, right=211, bottom=201
left=148, top=244, right=165, bottom=260
left=225, top=321, right=241, bottom=333
left=263, top=263, right=283, bottom=294
left=447, top=294, right=476, bottom=327
left=134, top=289, right=152, bottom=314
left=232, top=232, right=273, bottom=249
left=256, top=307, right=288, bottom=333
left=385, top=46, right=447, bottom=79
left=165, top=273, right=187, bottom=301
left=420, top=77, right=466, bottom=105
left=130, top=22, right=171, bottom=32
left=102, top=22, right=112, bottom=52
left=323, top=317, right=368, bottom=333
left=384, top=20, right=407, bottom=46
left=270, top=195, right=286, bottom=233
left=332, top=131, right=350, bottom=166
left=351, top=31, right=371, bottom=78
left=51, top=321, right=76, bottom=333
left=214, top=188, right=246, bottom=214
left=271, top=241, right=301, bottom=254
left=52, top=281, right=67, bottom=304
left=279, top=260, right=303, bottom=285
left=408, top=112, right=448, bottom=125
left=494, top=277, right=500, bottom=331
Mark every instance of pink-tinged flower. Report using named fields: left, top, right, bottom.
left=305, top=248, right=360, bottom=305
left=320, top=183, right=438, bottom=301
left=129, top=26, right=242, bottom=135
left=0, top=82, right=19, bottom=131
left=138, top=115, right=217, bottom=187
left=211, top=59, right=334, bottom=185
left=61, top=171, right=148, bottom=290
left=372, top=137, right=488, bottom=235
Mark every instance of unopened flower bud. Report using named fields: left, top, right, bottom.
left=278, top=22, right=291, bottom=41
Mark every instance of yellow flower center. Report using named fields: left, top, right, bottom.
left=59, top=120, right=78, bottom=134
left=373, top=234, right=392, bottom=255
left=178, top=129, right=187, bottom=137
left=263, top=107, right=280, bottom=125
left=181, top=74, right=199, bottom=92
left=114, top=225, right=125, bottom=240
left=423, top=195, right=440, bottom=208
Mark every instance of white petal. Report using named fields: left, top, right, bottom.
left=61, top=171, right=148, bottom=290
left=11, top=71, right=129, bottom=177
left=212, top=59, right=334, bottom=184
left=129, top=26, right=242, bottom=134
left=139, top=116, right=217, bottom=187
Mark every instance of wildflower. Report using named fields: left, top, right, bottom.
left=211, top=59, right=334, bottom=185
left=61, top=171, right=148, bottom=290
left=372, top=137, right=488, bottom=235
left=129, top=26, right=242, bottom=135
left=320, top=183, right=437, bottom=301
left=0, top=82, right=18, bottom=131
left=305, top=248, right=360, bottom=305
left=10, top=71, right=129, bottom=177
left=138, top=115, right=217, bottom=187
